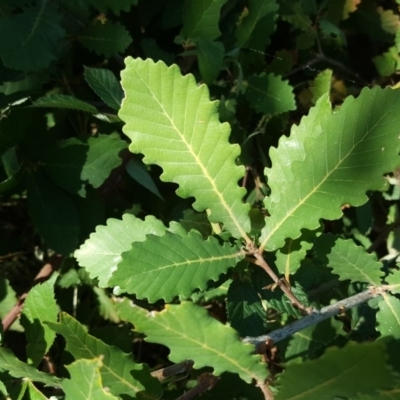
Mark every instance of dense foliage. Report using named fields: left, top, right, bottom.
left=1, top=0, right=400, bottom=399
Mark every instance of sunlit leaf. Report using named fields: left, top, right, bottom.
left=116, top=300, right=268, bottom=384
left=260, top=88, right=400, bottom=251
left=119, top=57, right=251, bottom=239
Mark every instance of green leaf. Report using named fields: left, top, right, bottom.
left=75, top=214, right=166, bottom=287
left=42, top=138, right=87, bottom=196
left=78, top=21, right=132, bottom=57
left=314, top=234, right=382, bottom=285
left=46, top=313, right=162, bottom=399
left=116, top=300, right=268, bottom=383
left=109, top=230, right=245, bottom=302
left=119, top=58, right=251, bottom=239
left=20, top=274, right=58, bottom=367
left=0, top=3, right=65, bottom=71
left=227, top=280, right=266, bottom=337
left=179, top=209, right=212, bottom=237
left=31, top=94, right=98, bottom=114
left=196, top=39, right=224, bottom=84
left=0, top=108, right=32, bottom=154
left=235, top=0, right=279, bottom=48
left=0, top=347, right=61, bottom=387
left=244, top=73, right=296, bottom=115
left=284, top=319, right=340, bottom=362
left=63, top=358, right=119, bottom=400
left=376, top=293, right=400, bottom=339
left=275, top=342, right=395, bottom=400
left=84, top=67, right=124, bottom=111
left=88, top=0, right=137, bottom=15
left=24, top=380, right=49, bottom=400
left=387, top=269, right=400, bottom=294
left=275, top=227, right=321, bottom=278
left=311, top=69, right=332, bottom=105
left=260, top=88, right=400, bottom=251
left=126, top=158, right=163, bottom=199
left=180, top=0, right=228, bottom=42
left=27, top=174, right=80, bottom=256
left=81, top=134, right=127, bottom=188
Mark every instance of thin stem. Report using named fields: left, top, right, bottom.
left=253, top=252, right=313, bottom=315
left=175, top=373, right=219, bottom=400
left=243, top=285, right=386, bottom=350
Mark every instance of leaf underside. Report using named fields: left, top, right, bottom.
left=119, top=57, right=251, bottom=239
left=261, top=88, right=400, bottom=251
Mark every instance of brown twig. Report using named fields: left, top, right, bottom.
left=252, top=252, right=313, bottom=315
left=175, top=373, right=219, bottom=400
left=151, top=360, right=194, bottom=381
left=2, top=255, right=61, bottom=332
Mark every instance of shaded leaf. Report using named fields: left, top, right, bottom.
left=0, top=348, right=61, bottom=387
left=119, top=58, right=251, bottom=239
left=109, top=230, right=245, bottom=302
left=63, top=358, right=119, bottom=400
left=314, top=234, right=382, bottom=285
left=275, top=342, right=395, bottom=400
left=84, top=67, right=123, bottom=110
left=116, top=300, right=268, bottom=383
left=89, top=0, right=138, bottom=15
left=46, top=313, right=162, bottom=399
left=179, top=209, right=211, bottom=237
left=196, top=39, right=224, bottom=84
left=275, top=227, right=321, bottom=279
left=79, top=21, right=132, bottom=57
left=20, top=274, right=58, bottom=367
left=180, top=0, right=228, bottom=42
left=75, top=214, right=166, bottom=287
left=227, top=280, right=267, bottom=337
left=0, top=3, right=65, bottom=71
left=260, top=88, right=400, bottom=251
left=236, top=0, right=278, bottom=47
left=31, top=94, right=98, bottom=114
left=245, top=74, right=296, bottom=115
left=27, top=174, right=80, bottom=256
left=126, top=158, right=163, bottom=199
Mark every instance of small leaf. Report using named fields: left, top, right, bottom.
left=84, top=67, right=124, bottom=110
left=260, top=88, right=400, bottom=251
left=0, top=348, right=61, bottom=387
left=227, top=280, right=267, bottom=337
left=46, top=313, right=162, bottom=399
left=311, top=69, right=333, bottom=104
left=376, top=293, right=400, bottom=339
left=31, top=94, right=98, bottom=114
left=81, top=134, right=127, bottom=188
left=180, top=0, right=228, bottom=42
left=235, top=0, right=278, bottom=48
left=88, top=0, right=138, bottom=16
left=179, top=209, right=212, bottom=236
left=275, top=342, right=395, bottom=400
left=63, top=358, right=119, bottom=400
left=119, top=58, right=251, bottom=239
left=196, top=39, right=224, bottom=84
left=244, top=74, right=296, bottom=115
left=78, top=21, right=132, bottom=57
left=109, top=230, right=245, bottom=302
left=27, top=174, right=80, bottom=256
left=75, top=214, right=166, bottom=287
left=314, top=234, right=382, bottom=285
left=116, top=300, right=268, bottom=383
left=275, top=227, right=321, bottom=279
left=0, top=3, right=65, bottom=71
left=387, top=269, right=400, bottom=294
left=20, top=274, right=58, bottom=367
left=126, top=158, right=163, bottom=199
